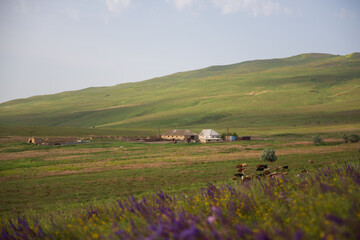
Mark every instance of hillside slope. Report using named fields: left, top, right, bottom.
left=1, top=53, right=359, bottom=130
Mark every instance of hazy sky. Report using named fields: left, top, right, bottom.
left=0, top=0, right=359, bottom=103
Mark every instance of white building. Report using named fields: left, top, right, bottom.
left=198, top=129, right=223, bottom=143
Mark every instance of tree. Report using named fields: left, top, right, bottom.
left=312, top=135, right=323, bottom=145
left=260, top=148, right=277, bottom=162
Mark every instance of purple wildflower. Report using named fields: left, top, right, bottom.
left=326, top=214, right=344, bottom=226
left=178, top=225, right=201, bottom=240
left=255, top=231, right=271, bottom=240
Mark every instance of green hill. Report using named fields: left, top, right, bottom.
left=1, top=53, right=360, bottom=134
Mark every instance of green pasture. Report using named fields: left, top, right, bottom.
left=1, top=137, right=359, bottom=217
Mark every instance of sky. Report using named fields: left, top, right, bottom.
left=0, top=0, right=359, bottom=103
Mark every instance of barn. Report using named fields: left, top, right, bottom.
left=198, top=129, right=223, bottom=143
left=161, top=129, right=198, bottom=142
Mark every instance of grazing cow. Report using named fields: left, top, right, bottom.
left=236, top=163, right=247, bottom=168
left=270, top=172, right=281, bottom=178
left=234, top=173, right=244, bottom=178
left=242, top=175, right=252, bottom=182
left=237, top=167, right=246, bottom=173
left=256, top=164, right=268, bottom=171
left=274, top=166, right=282, bottom=171
left=264, top=170, right=271, bottom=175
left=282, top=166, right=289, bottom=169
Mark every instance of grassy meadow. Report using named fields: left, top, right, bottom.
left=0, top=135, right=359, bottom=239
left=1, top=134, right=359, bottom=208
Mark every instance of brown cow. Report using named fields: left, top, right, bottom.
left=235, top=163, right=247, bottom=168
left=242, top=175, right=253, bottom=182
left=256, top=165, right=268, bottom=171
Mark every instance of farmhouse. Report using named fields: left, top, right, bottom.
left=161, top=129, right=198, bottom=142
left=198, top=129, right=223, bottom=143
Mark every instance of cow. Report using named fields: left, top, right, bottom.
left=256, top=164, right=268, bottom=171
left=234, top=173, right=244, bottom=178
left=237, top=167, right=246, bottom=173
left=242, top=175, right=253, bottom=182
left=274, top=166, right=282, bottom=171
left=270, top=172, right=281, bottom=178
left=235, top=163, right=247, bottom=168
left=282, top=166, right=289, bottom=169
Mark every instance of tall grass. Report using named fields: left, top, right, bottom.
left=2, top=163, right=359, bottom=239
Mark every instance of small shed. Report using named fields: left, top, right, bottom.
left=225, top=136, right=237, bottom=141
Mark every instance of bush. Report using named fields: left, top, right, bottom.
left=221, top=133, right=226, bottom=140
left=260, top=148, right=277, bottom=162
left=343, top=133, right=359, bottom=143
left=312, top=135, right=323, bottom=145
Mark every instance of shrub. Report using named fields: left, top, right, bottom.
left=349, top=134, right=359, bottom=143
left=343, top=133, right=359, bottom=143
left=260, top=148, right=277, bottom=162
left=312, top=135, right=323, bottom=145
left=221, top=133, right=226, bottom=140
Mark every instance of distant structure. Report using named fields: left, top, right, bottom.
left=239, top=136, right=251, bottom=141
left=27, top=137, right=80, bottom=145
left=27, top=137, right=45, bottom=145
left=161, top=129, right=198, bottom=142
left=225, top=135, right=237, bottom=141
left=198, top=129, right=223, bottom=143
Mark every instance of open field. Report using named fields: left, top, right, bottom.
left=0, top=136, right=359, bottom=239
left=1, top=134, right=359, bottom=216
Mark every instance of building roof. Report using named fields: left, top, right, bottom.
left=199, top=129, right=221, bottom=137
left=161, top=129, right=197, bottom=136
